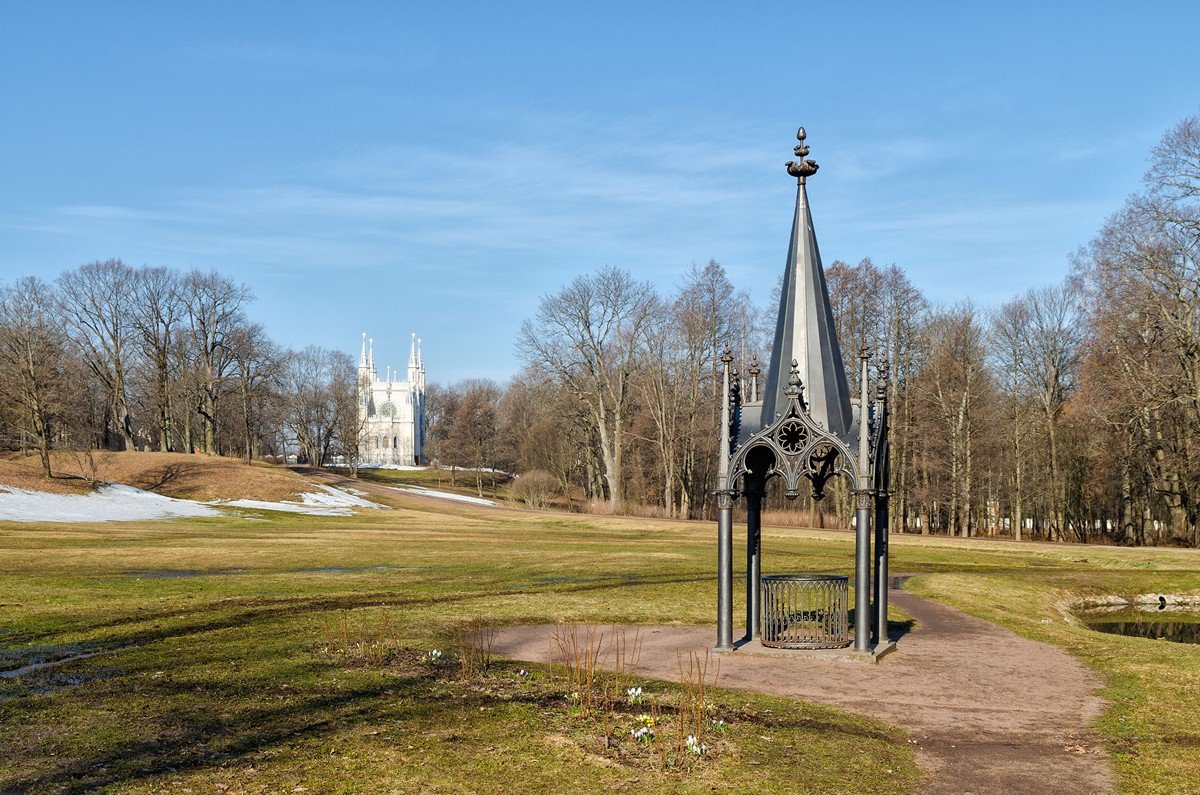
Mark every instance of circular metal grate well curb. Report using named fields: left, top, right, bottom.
left=761, top=573, right=850, bottom=649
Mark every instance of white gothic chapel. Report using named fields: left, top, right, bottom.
left=357, top=333, right=426, bottom=466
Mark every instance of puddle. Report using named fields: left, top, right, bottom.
left=1, top=649, right=106, bottom=679
left=0, top=642, right=124, bottom=701
left=1085, top=615, right=1200, bottom=644
left=294, top=566, right=416, bottom=574
left=127, top=569, right=244, bottom=578
left=1077, top=600, right=1200, bottom=645
left=530, top=574, right=587, bottom=586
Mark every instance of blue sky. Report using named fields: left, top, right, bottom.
left=2, top=2, right=1198, bottom=382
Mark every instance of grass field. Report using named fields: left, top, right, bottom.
left=1, top=487, right=1198, bottom=793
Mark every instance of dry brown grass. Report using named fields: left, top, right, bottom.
left=0, top=451, right=313, bottom=502
left=0, top=454, right=93, bottom=495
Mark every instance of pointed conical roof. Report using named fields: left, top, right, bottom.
left=759, top=129, right=855, bottom=444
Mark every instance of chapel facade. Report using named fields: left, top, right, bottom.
left=357, top=332, right=426, bottom=466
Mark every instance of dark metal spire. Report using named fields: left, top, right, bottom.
left=760, top=127, right=855, bottom=443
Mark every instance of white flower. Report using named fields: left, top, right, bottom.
left=631, top=726, right=654, bottom=742
left=626, top=686, right=644, bottom=705
left=685, top=734, right=707, bottom=756
left=425, top=648, right=443, bottom=663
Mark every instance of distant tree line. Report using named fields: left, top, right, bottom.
left=426, top=112, right=1199, bottom=546
left=0, top=264, right=360, bottom=474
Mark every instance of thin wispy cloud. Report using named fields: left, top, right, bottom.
left=2, top=109, right=1134, bottom=376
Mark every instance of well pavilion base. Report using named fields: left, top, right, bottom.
left=716, top=634, right=897, bottom=664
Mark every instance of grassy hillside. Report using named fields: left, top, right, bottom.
left=0, top=451, right=319, bottom=502
left=0, top=495, right=1197, bottom=792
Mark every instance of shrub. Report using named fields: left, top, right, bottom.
left=510, top=469, right=560, bottom=508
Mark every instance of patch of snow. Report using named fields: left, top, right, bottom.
left=0, top=484, right=220, bottom=523
left=223, top=498, right=349, bottom=516
left=224, top=485, right=386, bottom=516
left=299, top=485, right=383, bottom=509
left=356, top=463, right=428, bottom=471
left=390, top=485, right=495, bottom=507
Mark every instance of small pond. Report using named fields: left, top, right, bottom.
left=1078, top=602, right=1200, bottom=645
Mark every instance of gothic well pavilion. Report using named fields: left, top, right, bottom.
left=715, top=128, right=892, bottom=657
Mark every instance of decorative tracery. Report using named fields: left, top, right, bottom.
left=728, top=360, right=858, bottom=501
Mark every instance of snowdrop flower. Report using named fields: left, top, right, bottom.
left=517, top=669, right=528, bottom=678
left=425, top=649, right=443, bottom=663
left=685, top=734, right=707, bottom=756
left=626, top=686, right=644, bottom=705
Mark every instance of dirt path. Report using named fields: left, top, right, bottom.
left=493, top=583, right=1112, bottom=795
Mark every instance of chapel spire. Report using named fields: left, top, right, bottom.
left=360, top=332, right=368, bottom=368
left=759, top=127, right=855, bottom=443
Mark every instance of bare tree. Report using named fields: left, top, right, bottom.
left=916, top=303, right=992, bottom=537
left=281, top=346, right=352, bottom=468
left=828, top=260, right=927, bottom=530
left=57, top=259, right=139, bottom=450
left=228, top=322, right=282, bottom=464
left=636, top=297, right=689, bottom=516
left=1020, top=285, right=1083, bottom=539
left=502, top=371, right=591, bottom=500
left=423, top=382, right=461, bottom=476
left=991, top=298, right=1032, bottom=540
left=0, top=278, right=71, bottom=476
left=443, top=380, right=504, bottom=497
left=182, top=269, right=252, bottom=455
left=130, top=266, right=184, bottom=452
left=517, top=267, right=655, bottom=511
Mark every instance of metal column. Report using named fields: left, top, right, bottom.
left=854, top=494, right=872, bottom=652
left=716, top=348, right=735, bottom=652
left=745, top=480, right=762, bottom=639
left=854, top=348, right=872, bottom=653
left=872, top=375, right=891, bottom=648
left=717, top=500, right=734, bottom=651
left=874, top=488, right=889, bottom=646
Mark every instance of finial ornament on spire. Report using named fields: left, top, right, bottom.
left=785, top=358, right=801, bottom=395
left=786, top=126, right=819, bottom=182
